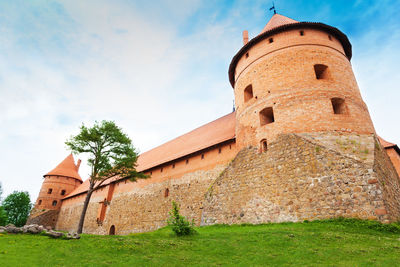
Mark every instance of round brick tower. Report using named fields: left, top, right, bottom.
left=229, top=14, right=375, bottom=150
left=34, top=154, right=83, bottom=210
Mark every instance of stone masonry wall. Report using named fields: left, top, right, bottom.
left=56, top=164, right=227, bottom=235
left=26, top=210, right=59, bottom=229
left=201, top=133, right=400, bottom=225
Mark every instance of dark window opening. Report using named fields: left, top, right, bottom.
left=150, top=171, right=152, bottom=175
left=314, top=64, right=328, bottom=79
left=229, top=145, right=232, bottom=149
left=201, top=154, right=204, bottom=159
left=109, top=225, right=115, bottom=235
left=218, top=148, right=222, bottom=154
left=186, top=159, right=189, bottom=164
left=260, top=139, right=268, bottom=153
left=259, top=107, right=275, bottom=126
left=52, top=200, right=57, bottom=207
left=244, top=84, right=253, bottom=102
left=38, top=200, right=42, bottom=205
left=164, top=188, right=169, bottom=198
left=269, top=38, right=273, bottom=43
left=331, top=98, right=347, bottom=114
left=47, top=188, right=52, bottom=194
left=328, top=35, right=332, bottom=41
left=160, top=168, right=163, bottom=173
left=172, top=164, right=175, bottom=169
left=61, top=190, right=66, bottom=196
left=245, top=52, right=249, bottom=58
left=300, top=30, right=304, bottom=36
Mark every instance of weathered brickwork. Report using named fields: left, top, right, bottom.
left=201, top=133, right=400, bottom=225
left=233, top=28, right=374, bottom=150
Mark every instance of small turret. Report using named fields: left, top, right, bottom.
left=34, top=154, right=83, bottom=210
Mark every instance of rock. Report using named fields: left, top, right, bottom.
left=45, top=230, right=64, bottom=238
left=0, top=228, right=5, bottom=233
left=66, top=232, right=81, bottom=239
left=6, top=225, right=22, bottom=234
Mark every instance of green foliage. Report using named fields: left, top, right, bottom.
left=1, top=220, right=400, bottom=266
left=0, top=206, right=7, bottom=226
left=167, top=201, right=195, bottom=236
left=66, top=120, right=146, bottom=182
left=2, top=191, right=32, bottom=227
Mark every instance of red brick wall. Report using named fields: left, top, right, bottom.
left=233, top=28, right=375, bottom=150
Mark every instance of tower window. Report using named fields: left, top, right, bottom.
left=269, top=38, right=274, bottom=43
left=260, top=139, right=268, bottom=153
left=244, top=84, right=253, bottom=102
left=172, top=164, right=175, bottom=169
left=186, top=159, right=189, bottom=164
left=328, top=35, right=332, bottom=41
left=164, top=188, right=169, bottom=198
left=61, top=190, right=66, bottom=196
left=259, top=107, right=275, bottom=126
left=52, top=200, right=57, bottom=206
left=160, top=168, right=163, bottom=173
left=47, top=188, right=52, bottom=194
left=245, top=52, right=249, bottom=58
left=300, top=30, right=304, bottom=36
left=201, top=154, right=204, bottom=159
left=38, top=200, right=42, bottom=205
left=331, top=98, right=347, bottom=114
left=218, top=148, right=222, bottom=154
left=314, top=64, right=328, bottom=79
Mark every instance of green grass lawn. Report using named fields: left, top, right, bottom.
left=1, top=219, right=399, bottom=266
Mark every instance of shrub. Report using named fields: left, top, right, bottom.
left=167, top=201, right=196, bottom=236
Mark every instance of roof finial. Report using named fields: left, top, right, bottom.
left=269, top=2, right=277, bottom=15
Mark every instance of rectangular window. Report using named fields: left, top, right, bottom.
left=259, top=107, right=275, bottom=126
left=331, top=98, right=347, bottom=114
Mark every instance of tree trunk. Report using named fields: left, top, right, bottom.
left=77, top=187, right=94, bottom=234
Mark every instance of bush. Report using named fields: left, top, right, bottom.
left=167, top=201, right=196, bottom=236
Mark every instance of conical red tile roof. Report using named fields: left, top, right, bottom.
left=45, top=154, right=82, bottom=182
left=260, top=13, right=298, bottom=34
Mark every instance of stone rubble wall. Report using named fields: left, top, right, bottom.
left=56, top=164, right=227, bottom=235
left=26, top=209, right=59, bottom=229
left=201, top=133, right=400, bottom=225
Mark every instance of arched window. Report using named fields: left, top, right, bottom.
left=38, top=200, right=42, bottom=205
left=314, top=64, right=328, bottom=79
left=331, top=98, right=347, bottom=114
left=47, top=188, right=53, bottom=194
left=259, top=107, right=275, bottom=126
left=244, top=85, right=253, bottom=102
left=109, top=225, right=115, bottom=235
left=52, top=200, right=57, bottom=206
left=61, top=190, right=66, bottom=196
left=260, top=139, right=268, bottom=153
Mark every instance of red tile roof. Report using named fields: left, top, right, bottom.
left=64, top=112, right=236, bottom=199
left=260, top=14, right=298, bottom=34
left=136, top=112, right=236, bottom=171
left=378, top=136, right=396, bottom=148
left=45, top=154, right=82, bottom=182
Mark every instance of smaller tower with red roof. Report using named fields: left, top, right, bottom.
left=28, top=154, right=83, bottom=228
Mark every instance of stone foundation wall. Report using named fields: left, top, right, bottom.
left=26, top=209, right=59, bottom=229
left=201, top=133, right=400, bottom=225
left=56, top=164, right=227, bottom=234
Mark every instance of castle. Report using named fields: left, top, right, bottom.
left=28, top=14, right=400, bottom=235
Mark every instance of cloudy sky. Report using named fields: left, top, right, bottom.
left=0, top=0, right=399, bottom=201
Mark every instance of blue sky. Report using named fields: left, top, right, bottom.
left=0, top=0, right=399, bottom=200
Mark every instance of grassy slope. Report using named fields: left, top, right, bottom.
left=0, top=220, right=399, bottom=266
